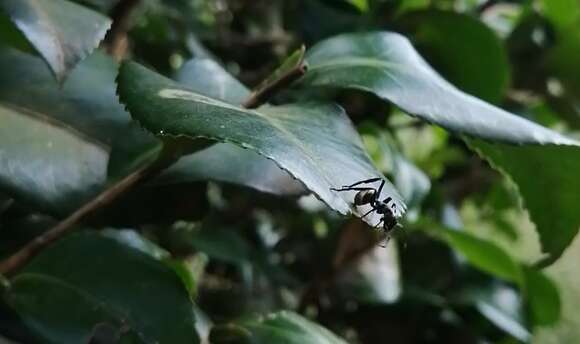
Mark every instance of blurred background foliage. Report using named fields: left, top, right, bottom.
left=1, top=0, right=580, bottom=343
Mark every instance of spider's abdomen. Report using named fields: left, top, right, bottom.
left=354, top=190, right=375, bottom=205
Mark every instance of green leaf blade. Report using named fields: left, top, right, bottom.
left=5, top=232, right=199, bottom=344
left=301, top=31, right=579, bottom=146
left=469, top=140, right=580, bottom=264
left=117, top=61, right=406, bottom=224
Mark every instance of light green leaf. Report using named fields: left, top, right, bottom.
left=0, top=0, right=111, bottom=81
left=469, top=140, right=580, bottom=264
left=117, top=61, right=406, bottom=225
left=423, top=222, right=561, bottom=327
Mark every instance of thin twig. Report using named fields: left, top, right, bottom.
left=241, top=49, right=308, bottom=109
left=104, top=0, right=142, bottom=61
left=0, top=158, right=170, bottom=276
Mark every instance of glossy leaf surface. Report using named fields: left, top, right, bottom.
left=4, top=232, right=198, bottom=343
left=0, top=0, right=111, bottom=81
left=118, top=61, right=406, bottom=224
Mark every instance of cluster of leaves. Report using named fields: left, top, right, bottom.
left=1, top=0, right=579, bottom=343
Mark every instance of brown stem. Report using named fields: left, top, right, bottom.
left=104, top=0, right=142, bottom=61
left=241, top=52, right=308, bottom=109
left=0, top=158, right=169, bottom=276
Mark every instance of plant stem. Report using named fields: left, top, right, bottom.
left=0, top=45, right=307, bottom=275
left=105, top=0, right=142, bottom=60
left=0, top=159, right=167, bottom=276
left=241, top=50, right=308, bottom=109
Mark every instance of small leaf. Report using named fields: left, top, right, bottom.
left=4, top=232, right=199, bottom=343
left=300, top=31, right=578, bottom=145
left=0, top=0, right=111, bottom=81
left=439, top=229, right=523, bottom=284
left=117, top=61, right=406, bottom=225
left=210, top=311, right=348, bottom=344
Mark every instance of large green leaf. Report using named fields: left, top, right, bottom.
left=300, top=31, right=577, bottom=145
left=0, top=0, right=111, bottom=81
left=398, top=10, right=510, bottom=103
left=4, top=232, right=198, bottom=343
left=157, top=59, right=306, bottom=195
left=468, top=141, right=580, bottom=264
left=210, top=311, right=348, bottom=344
left=7, top=274, right=142, bottom=344
left=117, top=61, right=406, bottom=225
left=0, top=103, right=107, bottom=215
left=0, top=48, right=138, bottom=215
left=299, top=31, right=580, bottom=261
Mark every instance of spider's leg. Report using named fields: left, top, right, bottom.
left=342, top=177, right=382, bottom=188
left=361, top=207, right=376, bottom=219
left=330, top=186, right=376, bottom=192
left=376, top=180, right=385, bottom=199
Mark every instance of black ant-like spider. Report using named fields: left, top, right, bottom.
left=331, top=177, right=401, bottom=242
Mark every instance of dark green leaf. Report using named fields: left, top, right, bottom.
left=399, top=10, right=510, bottom=103
left=0, top=102, right=107, bottom=215
left=4, top=232, right=198, bottom=343
left=158, top=144, right=307, bottom=195
left=300, top=31, right=578, bottom=145
left=7, top=274, right=141, bottom=344
left=0, top=0, right=111, bottom=81
left=210, top=311, right=348, bottom=344
left=158, top=58, right=306, bottom=195
left=0, top=48, right=141, bottom=215
left=117, top=61, right=406, bottom=225
left=523, top=267, right=561, bottom=326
